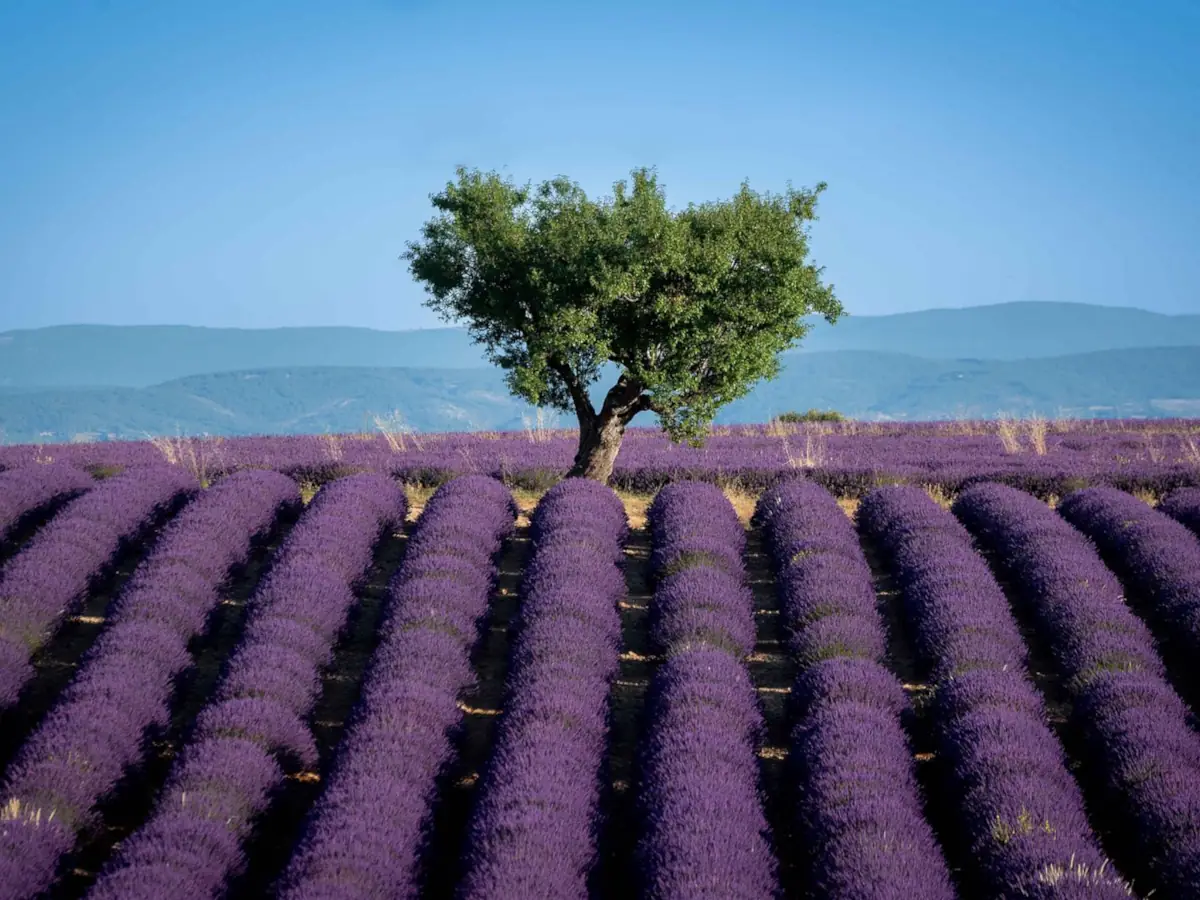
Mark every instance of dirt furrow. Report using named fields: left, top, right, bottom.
left=595, top=525, right=656, bottom=898
left=421, top=526, right=531, bottom=900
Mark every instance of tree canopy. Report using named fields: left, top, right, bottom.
left=403, top=166, right=842, bottom=480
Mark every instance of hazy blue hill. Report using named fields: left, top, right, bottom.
left=5, top=303, right=1200, bottom=390
left=0, top=325, right=486, bottom=388
left=734, top=346, right=1200, bottom=420
left=3, top=347, right=1198, bottom=443
left=794, top=302, right=1200, bottom=359
left=0, top=366, right=532, bottom=442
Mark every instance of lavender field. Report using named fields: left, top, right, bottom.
left=6, top=417, right=1200, bottom=498
left=2, top=421, right=1200, bottom=898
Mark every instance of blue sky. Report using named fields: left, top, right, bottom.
left=1, top=0, right=1197, bottom=331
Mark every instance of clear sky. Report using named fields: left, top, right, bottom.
left=1, top=0, right=1197, bottom=332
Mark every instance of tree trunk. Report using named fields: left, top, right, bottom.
left=569, top=412, right=628, bottom=482
left=567, top=374, right=649, bottom=483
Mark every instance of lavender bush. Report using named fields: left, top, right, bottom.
left=457, top=477, right=627, bottom=899
left=858, top=485, right=1129, bottom=899
left=637, top=481, right=777, bottom=899
left=1159, top=486, right=1200, bottom=537
left=754, top=479, right=955, bottom=899
left=275, top=475, right=514, bottom=900
left=0, top=470, right=299, bottom=900
left=0, top=464, right=92, bottom=545
left=956, top=481, right=1200, bottom=895
left=0, top=465, right=196, bottom=707
left=86, top=473, right=407, bottom=900
left=1058, top=486, right=1200, bottom=696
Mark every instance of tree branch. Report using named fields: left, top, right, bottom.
left=549, top=356, right=596, bottom=424
left=598, top=373, right=651, bottom=425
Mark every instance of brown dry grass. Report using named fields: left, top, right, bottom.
left=299, top=481, right=320, bottom=505
left=922, top=484, right=955, bottom=509
left=722, top=486, right=759, bottom=525
left=402, top=484, right=439, bottom=521
left=616, top=492, right=652, bottom=530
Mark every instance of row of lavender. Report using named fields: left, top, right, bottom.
left=1, top=470, right=516, bottom=899
left=639, top=482, right=775, bottom=898
left=4, top=423, right=1200, bottom=496
left=0, top=464, right=93, bottom=547
left=457, top=479, right=627, bottom=897
left=0, top=464, right=196, bottom=707
left=753, top=480, right=955, bottom=898
left=87, top=473, right=408, bottom=899
left=276, top=475, right=515, bottom=899
left=0, top=469, right=301, bottom=898
left=858, top=485, right=1134, bottom=898
left=5, top=462, right=1200, bottom=897
left=953, top=484, right=1200, bottom=895
left=1057, top=486, right=1200, bottom=704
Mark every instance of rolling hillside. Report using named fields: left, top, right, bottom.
left=3, top=346, right=1198, bottom=443
left=5, top=302, right=1200, bottom=389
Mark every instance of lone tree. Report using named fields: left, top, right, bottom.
left=403, top=167, right=842, bottom=483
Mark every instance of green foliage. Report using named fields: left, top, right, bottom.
left=777, top=408, right=845, bottom=423
left=402, top=166, right=842, bottom=443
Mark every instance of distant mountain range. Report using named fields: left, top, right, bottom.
left=1, top=302, right=1198, bottom=442
left=5, top=301, right=1200, bottom=389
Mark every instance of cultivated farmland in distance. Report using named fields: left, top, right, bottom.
left=1, top=422, right=1200, bottom=897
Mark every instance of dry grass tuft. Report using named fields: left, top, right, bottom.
left=147, top=432, right=225, bottom=487
left=721, top=486, right=759, bottom=525
left=780, top=430, right=828, bottom=468
left=1183, top=435, right=1200, bottom=466
left=1027, top=415, right=1049, bottom=455
left=372, top=410, right=424, bottom=452
left=996, top=416, right=1023, bottom=454
left=521, top=408, right=560, bottom=443
left=922, top=484, right=955, bottom=509
left=764, top=417, right=794, bottom=438
left=995, top=415, right=1052, bottom=456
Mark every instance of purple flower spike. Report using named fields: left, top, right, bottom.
left=635, top=482, right=779, bottom=898
left=0, top=469, right=298, bottom=900
left=0, top=464, right=196, bottom=707
left=1059, top=486, right=1200, bottom=696
left=0, top=464, right=93, bottom=544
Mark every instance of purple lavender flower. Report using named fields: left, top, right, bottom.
left=275, top=475, right=514, bottom=900
left=86, top=473, right=407, bottom=900
left=457, top=478, right=626, bottom=899
left=756, top=479, right=955, bottom=899
left=0, top=469, right=298, bottom=900
left=956, top=481, right=1200, bottom=895
left=859, top=485, right=1130, bottom=898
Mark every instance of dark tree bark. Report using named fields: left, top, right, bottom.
left=566, top=373, right=650, bottom=483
